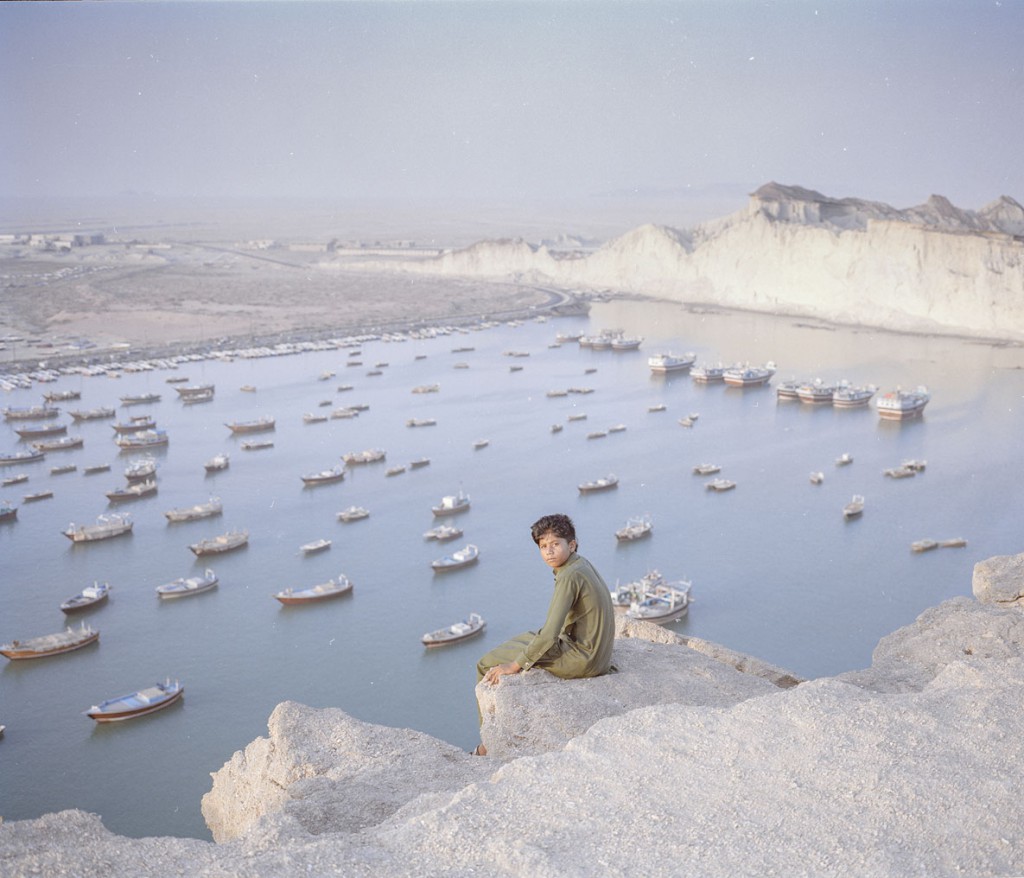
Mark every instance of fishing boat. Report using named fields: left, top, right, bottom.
left=124, top=456, right=157, bottom=481
left=835, top=452, right=854, bottom=466
left=692, top=463, right=721, bottom=475
left=939, top=538, right=967, bottom=549
left=386, top=465, right=407, bottom=476
left=342, top=448, right=386, bottom=465
left=115, top=429, right=168, bottom=450
left=300, top=538, right=331, bottom=554
left=64, top=512, right=133, bottom=542
left=1, top=622, right=99, bottom=660
left=106, top=480, right=157, bottom=502
left=410, top=457, right=431, bottom=469
left=240, top=440, right=274, bottom=451
left=901, top=459, right=927, bottom=472
left=648, top=352, right=696, bottom=373
left=884, top=465, right=916, bottom=479
left=832, top=383, right=877, bottom=408
left=431, top=543, right=480, bottom=571
left=303, top=413, right=328, bottom=424
left=911, top=539, right=939, bottom=553
left=32, top=435, right=83, bottom=452
left=843, top=494, right=865, bottom=519
left=723, top=362, right=776, bottom=387
left=337, top=506, right=370, bottom=522
left=225, top=416, right=275, bottom=433
left=2, top=473, right=28, bottom=485
left=0, top=500, right=17, bottom=521
left=796, top=379, right=836, bottom=404
left=876, top=386, right=930, bottom=420
left=809, top=471, right=825, bottom=485
left=111, top=415, right=156, bottom=434
left=189, top=529, right=248, bottom=556
left=70, top=406, right=116, bottom=421
left=609, top=569, right=667, bottom=612
left=301, top=465, right=346, bottom=485
left=615, top=514, right=653, bottom=541
left=42, top=389, right=80, bottom=402
left=423, top=524, right=463, bottom=541
left=23, top=490, right=53, bottom=502
left=1, top=450, right=45, bottom=466
left=625, top=581, right=692, bottom=624
left=406, top=417, right=437, bottom=427
left=611, top=335, right=643, bottom=351
left=432, top=490, right=471, bottom=515
left=175, top=383, right=214, bottom=398
left=15, top=422, right=67, bottom=439
left=690, top=363, right=727, bottom=383
left=155, top=568, right=219, bottom=599
left=775, top=379, right=806, bottom=400
left=119, top=393, right=161, bottom=406
left=86, top=679, right=184, bottom=722
left=60, top=582, right=112, bottom=613
left=164, top=497, right=223, bottom=523
left=181, top=388, right=214, bottom=404
left=578, top=474, right=618, bottom=493
left=648, top=403, right=667, bottom=412
left=705, top=478, right=736, bottom=492
left=273, top=574, right=353, bottom=605
left=204, top=453, right=229, bottom=472
left=422, top=612, right=486, bottom=647
left=50, top=464, right=77, bottom=475
left=3, top=404, right=60, bottom=421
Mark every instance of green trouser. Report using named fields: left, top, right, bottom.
left=475, top=631, right=563, bottom=725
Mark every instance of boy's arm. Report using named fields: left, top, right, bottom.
left=513, top=576, right=576, bottom=671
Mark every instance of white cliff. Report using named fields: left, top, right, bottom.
left=333, top=183, right=1024, bottom=340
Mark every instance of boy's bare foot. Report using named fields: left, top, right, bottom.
left=470, top=743, right=487, bottom=756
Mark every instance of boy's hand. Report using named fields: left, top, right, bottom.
left=483, top=662, right=521, bottom=684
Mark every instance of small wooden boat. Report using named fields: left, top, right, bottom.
left=106, top=480, right=157, bottom=502
left=174, top=383, right=214, bottom=399
left=843, top=494, right=865, bottom=519
left=119, top=393, right=161, bottom=406
left=50, top=464, right=77, bottom=476
left=166, top=376, right=190, bottom=384
left=204, top=453, right=229, bottom=472
left=303, top=413, right=328, bottom=424
left=83, top=463, right=111, bottom=475
left=432, top=490, right=471, bottom=516
left=32, top=435, right=83, bottom=453
left=2, top=473, right=29, bottom=486
left=42, top=389, right=80, bottom=402
left=578, top=474, right=618, bottom=493
left=1, top=450, right=45, bottom=466
left=705, top=478, right=736, bottom=492
left=608, top=424, right=627, bottom=433
left=15, top=422, right=67, bottom=439
left=70, top=407, right=116, bottom=421
left=587, top=431, right=608, bottom=440
left=240, top=440, right=274, bottom=451
left=615, top=514, right=652, bottom=541
left=423, top=524, right=463, bottom=541
left=124, top=456, right=157, bottom=481
left=939, top=538, right=968, bottom=549
left=472, top=439, right=490, bottom=449
left=809, top=471, right=825, bottom=485
left=648, top=404, right=667, bottom=412
left=23, top=490, right=54, bottom=502
left=189, top=529, right=248, bottom=556
left=86, top=679, right=184, bottom=722
left=115, top=429, right=168, bottom=450
left=60, top=582, right=112, bottom=613
left=567, top=413, right=588, bottom=422
left=302, top=465, right=346, bottom=486
left=431, top=543, right=479, bottom=571
left=156, top=568, right=218, bottom=599
left=386, top=465, right=407, bottom=477
left=331, top=407, right=359, bottom=419
left=64, top=512, right=133, bottom=542
left=410, top=457, right=431, bottom=469
left=406, top=418, right=437, bottom=427
left=1, top=622, right=99, bottom=660
left=343, top=449, right=386, bottom=465
left=422, top=612, right=486, bottom=647
left=911, top=539, right=939, bottom=552
left=111, top=415, right=156, bottom=434
left=164, top=497, right=222, bottom=522
left=300, top=538, right=331, bottom=554
left=835, top=452, right=854, bottom=466
left=337, top=506, right=370, bottom=523
left=411, top=384, right=440, bottom=394
left=225, top=416, right=275, bottom=434
left=648, top=352, right=696, bottom=373
left=692, top=463, right=721, bottom=476
left=550, top=423, right=564, bottom=433
left=273, top=574, right=353, bottom=605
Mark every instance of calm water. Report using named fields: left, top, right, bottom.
left=2, top=300, right=1023, bottom=840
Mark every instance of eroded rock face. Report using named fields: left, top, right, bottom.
left=972, top=552, right=1024, bottom=606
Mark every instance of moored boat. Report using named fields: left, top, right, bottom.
left=1, top=450, right=45, bottom=466
left=86, top=679, right=184, bottom=722
left=111, top=415, right=156, bottom=434
left=50, top=464, right=77, bottom=475
left=156, top=568, right=218, bottom=599
left=648, top=352, right=696, bottom=373
left=302, top=465, right=346, bottom=485
left=23, top=490, right=53, bottom=502
left=843, top=494, right=865, bottom=519
left=106, top=480, right=157, bottom=502
left=337, top=505, right=370, bottom=522
left=578, top=474, right=618, bottom=493
left=189, top=529, right=248, bottom=556
left=1, top=622, right=99, bottom=660
left=432, top=490, right=471, bottom=515
left=705, top=478, right=736, bottom=492
left=0, top=500, right=17, bottom=521
left=723, top=362, right=776, bottom=387
left=15, top=422, right=67, bottom=439
left=115, top=429, right=168, bottom=450
left=175, top=383, right=215, bottom=398
left=42, top=389, right=80, bottom=402
left=60, top=582, right=112, bottom=613
left=832, top=383, right=876, bottom=408
left=225, top=416, right=275, bottom=433
left=796, top=379, right=836, bottom=404
left=3, top=473, right=29, bottom=485
left=691, top=363, right=727, bottom=383
left=240, top=440, right=273, bottom=451
left=204, top=453, right=230, bottom=472
left=70, top=407, right=116, bottom=421
left=423, top=524, right=463, bottom=541
left=422, top=612, right=486, bottom=647
left=119, top=393, right=161, bottom=406
left=64, top=512, right=133, bottom=542
left=124, top=456, right=157, bottom=481
left=32, top=435, right=83, bottom=452
left=615, top=514, right=652, bottom=541
left=911, top=539, right=939, bottom=553
left=431, top=543, right=479, bottom=571
left=3, top=404, right=60, bottom=421
left=273, top=574, right=353, bottom=605
left=300, top=538, right=331, bottom=554
left=692, top=463, right=721, bottom=475
left=164, top=497, right=223, bottom=522
left=342, top=448, right=386, bottom=465
left=876, top=386, right=930, bottom=420
left=625, top=581, right=692, bottom=624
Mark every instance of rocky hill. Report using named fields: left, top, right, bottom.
left=2, top=552, right=1024, bottom=877
left=336, top=183, right=1024, bottom=340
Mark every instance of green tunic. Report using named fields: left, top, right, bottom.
left=476, top=551, right=615, bottom=683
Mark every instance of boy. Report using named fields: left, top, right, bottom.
left=473, top=513, right=615, bottom=755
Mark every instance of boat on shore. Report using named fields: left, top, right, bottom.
left=876, top=386, right=930, bottom=420
left=431, top=543, right=479, bottom=571
left=86, top=679, right=184, bottom=722
left=70, top=407, right=116, bottom=421
left=64, top=512, right=133, bottom=542
left=843, top=494, right=865, bottom=519
left=423, top=524, right=463, bottom=541
left=422, top=612, right=486, bottom=647
left=1, top=450, right=45, bottom=466
left=273, top=574, right=353, bottom=605
left=115, top=429, right=168, bottom=450
left=615, top=514, right=653, bottom=541
left=164, top=497, right=222, bottom=522
left=204, top=453, right=229, bottom=472
left=156, top=568, right=218, bottom=599
left=1, top=622, right=99, bottom=660
left=625, top=581, right=693, bottom=624
left=106, top=480, right=157, bottom=502
left=60, top=582, right=112, bottom=613
left=225, top=416, right=275, bottom=434
left=648, top=352, right=696, bottom=373
left=432, top=490, right=471, bottom=515
left=578, top=474, right=618, bottom=493
left=337, top=506, right=370, bottom=523
left=300, top=538, right=331, bottom=554
left=189, top=529, right=248, bottom=556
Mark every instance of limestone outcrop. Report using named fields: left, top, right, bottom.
left=4, top=554, right=1024, bottom=877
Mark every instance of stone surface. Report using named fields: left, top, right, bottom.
left=972, top=552, right=1024, bottom=606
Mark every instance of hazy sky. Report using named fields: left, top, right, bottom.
left=2, top=0, right=1022, bottom=210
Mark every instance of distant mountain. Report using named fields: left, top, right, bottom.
left=338, top=183, right=1024, bottom=340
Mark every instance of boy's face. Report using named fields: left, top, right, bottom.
left=537, top=531, right=575, bottom=569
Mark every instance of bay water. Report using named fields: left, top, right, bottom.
left=1, top=299, right=1022, bottom=840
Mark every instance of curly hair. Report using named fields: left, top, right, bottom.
left=530, top=513, right=577, bottom=548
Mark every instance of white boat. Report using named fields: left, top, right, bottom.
left=705, top=478, right=736, bottom=492
left=578, top=474, right=618, bottom=493
left=3, top=404, right=61, bottom=421
left=796, top=379, right=836, bottom=404
left=691, top=363, right=727, bottom=383
left=385, top=465, right=407, bottom=476
left=832, top=383, right=877, bottom=408
left=124, top=456, right=157, bottom=481
left=204, top=453, right=230, bottom=472
left=432, top=490, right=471, bottom=515
left=843, top=495, right=865, bottom=519
left=472, top=439, right=490, bottom=449
left=423, top=524, right=463, bottom=541
left=625, top=581, right=692, bottom=624
left=775, top=379, right=806, bottom=400
left=876, top=386, right=930, bottom=420
left=809, top=471, right=824, bottom=485
left=835, top=452, right=854, bottom=466
left=343, top=449, right=386, bottom=465
left=303, top=413, right=329, bottom=424
left=83, top=464, right=111, bottom=475
left=60, top=581, right=112, bottom=613
left=106, top=480, right=157, bottom=502
left=86, top=679, right=184, bottom=722
left=648, top=352, right=696, bottom=373
left=615, top=514, right=652, bottom=541
left=1, top=450, right=45, bottom=466
left=692, top=463, right=721, bottom=475
left=119, top=393, right=161, bottom=406
left=431, top=543, right=479, bottom=571
left=337, top=506, right=370, bottom=522
left=884, top=465, right=917, bottom=479
left=175, top=383, right=214, bottom=398
left=164, top=497, right=223, bottom=522
left=15, top=422, right=67, bottom=439
left=225, top=416, right=276, bottom=433
left=611, top=335, right=643, bottom=351
left=189, top=530, right=248, bottom=556
left=911, top=539, right=939, bottom=553
left=63, top=512, right=133, bottom=542
left=274, top=574, right=353, bottom=605
left=723, top=362, right=776, bottom=387
left=410, top=457, right=431, bottom=469
left=114, top=429, right=168, bottom=450
left=301, top=465, right=346, bottom=485
left=422, top=612, right=486, bottom=647
left=300, top=538, right=331, bottom=554
left=0, top=500, right=17, bottom=521
left=156, top=568, right=219, bottom=599
left=648, top=404, right=667, bottom=412
left=240, top=440, right=274, bottom=451
left=609, top=569, right=667, bottom=612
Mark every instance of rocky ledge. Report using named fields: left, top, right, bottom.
left=3, top=554, right=1024, bottom=877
